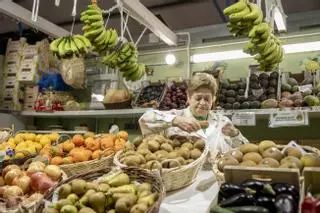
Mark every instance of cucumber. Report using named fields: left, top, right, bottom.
left=226, top=206, right=269, bottom=213
left=210, top=205, right=234, bottom=213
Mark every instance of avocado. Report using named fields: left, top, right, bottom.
left=250, top=74, right=259, bottom=82
left=281, top=83, right=292, bottom=92
left=226, top=90, right=236, bottom=97
left=267, top=87, right=276, bottom=95
left=269, top=79, right=278, bottom=87
left=230, top=84, right=238, bottom=90
left=268, top=94, right=277, bottom=99
left=248, top=89, right=253, bottom=95
left=220, top=88, right=227, bottom=95
left=260, top=94, right=268, bottom=102
left=304, top=95, right=320, bottom=106
left=259, top=73, right=269, bottom=80
left=248, top=95, right=258, bottom=101
left=224, top=103, right=232, bottom=109
left=270, top=71, right=279, bottom=79
left=236, top=95, right=246, bottom=103
left=226, top=97, right=236, bottom=104
left=260, top=79, right=269, bottom=88
left=287, top=77, right=298, bottom=86
left=218, top=94, right=225, bottom=102
left=250, top=101, right=261, bottom=109
left=232, top=102, right=241, bottom=109
left=238, top=89, right=245, bottom=95
left=221, top=82, right=230, bottom=89
left=240, top=101, right=250, bottom=109
left=238, top=82, right=247, bottom=89
left=250, top=82, right=261, bottom=89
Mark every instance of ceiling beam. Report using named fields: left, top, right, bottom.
left=0, top=0, right=69, bottom=38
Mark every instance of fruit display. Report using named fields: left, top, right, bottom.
left=217, top=79, right=247, bottom=110
left=216, top=141, right=320, bottom=172
left=0, top=161, right=63, bottom=210
left=49, top=35, right=92, bottom=59
left=39, top=131, right=128, bottom=165
left=248, top=71, right=279, bottom=108
left=116, top=134, right=206, bottom=170
left=159, top=81, right=188, bottom=110
left=102, top=41, right=146, bottom=82
left=280, top=76, right=320, bottom=107
left=80, top=4, right=118, bottom=52
left=0, top=132, right=60, bottom=160
left=134, top=83, right=165, bottom=108
left=224, top=0, right=284, bottom=71
left=42, top=171, right=159, bottom=213
left=211, top=180, right=299, bottom=213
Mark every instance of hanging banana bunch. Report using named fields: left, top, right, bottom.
left=224, top=0, right=284, bottom=71
left=80, top=4, right=118, bottom=52
left=102, top=41, right=146, bottom=81
left=50, top=35, right=92, bottom=58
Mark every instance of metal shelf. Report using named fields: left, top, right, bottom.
left=20, top=108, right=152, bottom=118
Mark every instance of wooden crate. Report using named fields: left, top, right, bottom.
left=303, top=167, right=320, bottom=195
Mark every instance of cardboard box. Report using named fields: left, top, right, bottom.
left=4, top=74, right=18, bottom=87
left=22, top=44, right=38, bottom=57
left=5, top=38, right=26, bottom=54
left=4, top=62, right=20, bottom=74
left=25, top=85, right=39, bottom=95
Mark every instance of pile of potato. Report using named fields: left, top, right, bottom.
left=118, top=135, right=206, bottom=170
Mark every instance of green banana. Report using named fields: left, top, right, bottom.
left=69, top=37, right=79, bottom=54
left=248, top=25, right=259, bottom=38
left=108, top=29, right=118, bottom=47
left=256, top=23, right=270, bottom=34
left=84, top=27, right=104, bottom=39
left=85, top=9, right=102, bottom=16
left=229, top=6, right=250, bottom=22
left=50, top=37, right=64, bottom=53
left=87, top=4, right=101, bottom=12
left=72, top=37, right=86, bottom=52
left=256, top=36, right=271, bottom=51
left=91, top=20, right=104, bottom=28
left=223, top=0, right=248, bottom=16
left=80, top=14, right=89, bottom=22
left=94, top=29, right=107, bottom=44
left=243, top=3, right=261, bottom=21
left=64, top=37, right=73, bottom=55
left=253, top=10, right=264, bottom=25
left=57, top=37, right=67, bottom=57
left=87, top=14, right=103, bottom=22
left=261, top=41, right=277, bottom=56
left=74, top=35, right=92, bottom=49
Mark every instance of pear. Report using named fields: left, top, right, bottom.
left=242, top=152, right=262, bottom=164
left=130, top=203, right=149, bottom=213
left=112, top=193, right=137, bottom=202
left=108, top=173, right=130, bottom=187
left=239, top=143, right=259, bottom=154
left=137, top=193, right=157, bottom=207
left=60, top=204, right=78, bottom=213
left=284, top=147, right=302, bottom=158
left=88, top=192, right=106, bottom=213
left=76, top=196, right=88, bottom=209
left=56, top=199, right=73, bottom=211
left=138, top=190, right=152, bottom=198
left=86, top=182, right=99, bottom=191
left=301, top=153, right=320, bottom=167
left=262, top=147, right=284, bottom=162
left=79, top=207, right=96, bottom=213
left=217, top=156, right=239, bottom=172
left=67, top=194, right=79, bottom=204
left=281, top=156, right=303, bottom=170
left=58, top=184, right=72, bottom=199
left=137, top=183, right=152, bottom=193
left=71, top=179, right=87, bottom=196
left=42, top=208, right=59, bottom=213
left=239, top=160, right=257, bottom=167
left=97, top=183, right=110, bottom=193
left=259, top=158, right=280, bottom=168
left=258, top=140, right=276, bottom=154
left=109, top=184, right=137, bottom=194
left=115, top=196, right=136, bottom=213
left=225, top=149, right=243, bottom=162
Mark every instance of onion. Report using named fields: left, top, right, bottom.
left=27, top=165, right=45, bottom=176
left=3, top=186, right=23, bottom=199
left=28, top=161, right=46, bottom=170
left=0, top=177, right=5, bottom=186
left=5, top=169, right=23, bottom=185
left=15, top=176, right=31, bottom=194
left=44, top=165, right=62, bottom=181
left=30, top=172, right=56, bottom=193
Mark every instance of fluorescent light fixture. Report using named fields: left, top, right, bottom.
left=0, top=1, right=68, bottom=38
left=274, top=7, right=287, bottom=32
left=119, top=0, right=178, bottom=46
left=191, top=41, right=320, bottom=63
left=165, top=54, right=177, bottom=65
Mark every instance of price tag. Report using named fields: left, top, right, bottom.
left=269, top=110, right=309, bottom=128
left=299, top=84, right=313, bottom=93
left=231, top=112, right=256, bottom=126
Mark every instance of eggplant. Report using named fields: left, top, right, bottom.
left=210, top=205, right=234, bottom=213
left=220, top=193, right=256, bottom=207
left=272, top=183, right=299, bottom=202
left=255, top=194, right=276, bottom=212
left=220, top=183, right=246, bottom=199
left=241, top=179, right=275, bottom=195
left=275, top=193, right=298, bottom=213
left=226, top=206, right=269, bottom=213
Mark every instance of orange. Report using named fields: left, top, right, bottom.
left=72, top=134, right=84, bottom=146
left=51, top=156, right=63, bottom=165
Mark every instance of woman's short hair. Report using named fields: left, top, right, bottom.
left=188, top=73, right=217, bottom=96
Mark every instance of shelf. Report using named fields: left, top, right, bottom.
left=20, top=108, right=152, bottom=118
left=24, top=130, right=87, bottom=134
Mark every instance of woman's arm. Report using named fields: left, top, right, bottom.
left=220, top=118, right=249, bottom=148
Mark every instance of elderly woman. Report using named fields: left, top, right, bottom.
left=139, top=73, right=248, bottom=153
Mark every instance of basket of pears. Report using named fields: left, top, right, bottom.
left=37, top=167, right=165, bottom=213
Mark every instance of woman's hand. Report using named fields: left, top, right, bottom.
left=222, top=123, right=240, bottom=137
left=172, top=116, right=201, bottom=133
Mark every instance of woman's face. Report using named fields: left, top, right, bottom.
left=188, top=87, right=215, bottom=117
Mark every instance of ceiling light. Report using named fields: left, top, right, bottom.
left=119, top=0, right=178, bottom=46
left=274, top=7, right=286, bottom=32
left=191, top=41, right=320, bottom=63
left=165, top=54, right=177, bottom=65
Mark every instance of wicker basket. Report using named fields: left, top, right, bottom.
left=0, top=157, right=68, bottom=213
left=60, top=57, right=85, bottom=89
left=36, top=166, right=165, bottom=213
left=114, top=143, right=209, bottom=192
left=212, top=144, right=320, bottom=183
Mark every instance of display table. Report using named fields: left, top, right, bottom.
left=160, top=170, right=218, bottom=213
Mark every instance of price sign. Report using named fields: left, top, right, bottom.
left=269, top=110, right=309, bottom=128
left=231, top=112, right=256, bottom=126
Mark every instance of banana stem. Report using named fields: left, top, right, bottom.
left=91, top=0, right=97, bottom=6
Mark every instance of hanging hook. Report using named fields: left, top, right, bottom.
left=55, top=0, right=60, bottom=7
left=31, top=0, right=40, bottom=22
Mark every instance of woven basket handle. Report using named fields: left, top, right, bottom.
left=100, top=148, right=115, bottom=159
left=161, top=159, right=182, bottom=171
left=148, top=160, right=162, bottom=175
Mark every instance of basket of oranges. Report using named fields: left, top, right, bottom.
left=39, top=131, right=129, bottom=176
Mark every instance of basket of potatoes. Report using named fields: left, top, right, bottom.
left=114, top=134, right=208, bottom=192
left=213, top=140, right=320, bottom=182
